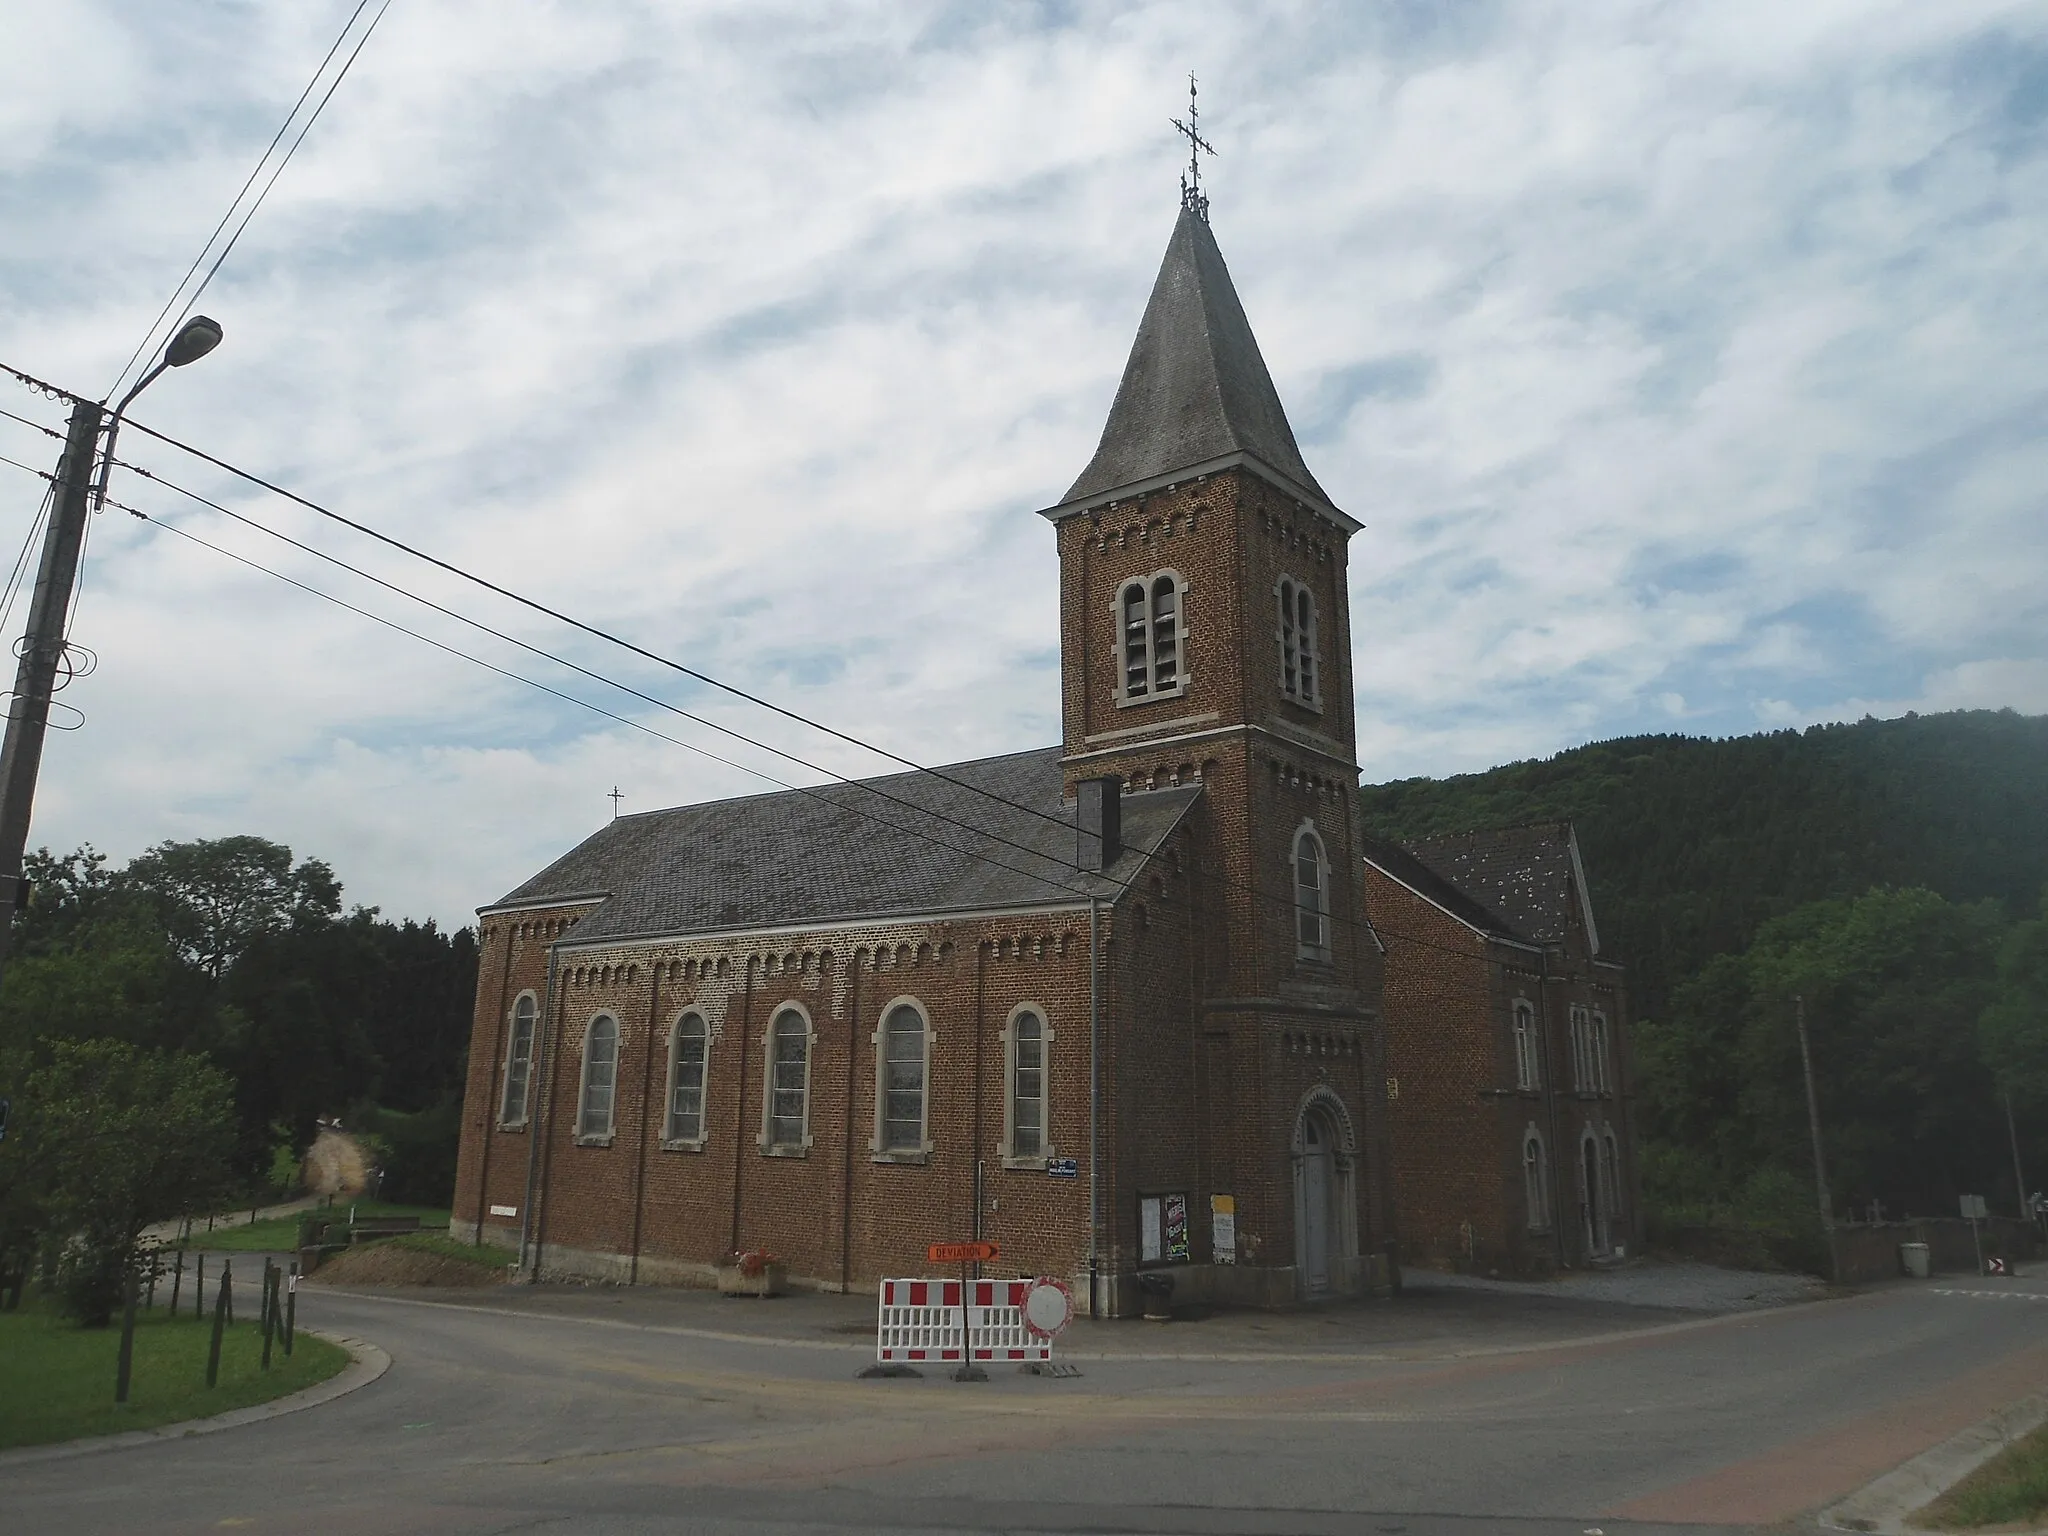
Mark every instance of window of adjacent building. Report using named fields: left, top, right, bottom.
left=1512, top=998, right=1540, bottom=1091
left=876, top=1000, right=930, bottom=1156
left=1524, top=1128, right=1550, bottom=1230
left=1115, top=570, right=1187, bottom=705
left=1602, top=1130, right=1622, bottom=1226
left=1005, top=1005, right=1050, bottom=1164
left=1277, top=577, right=1319, bottom=706
left=1591, top=1009, right=1611, bottom=1095
left=763, top=1005, right=811, bottom=1151
left=1569, top=1004, right=1592, bottom=1091
left=500, top=992, right=537, bottom=1126
left=664, top=1010, right=709, bottom=1145
left=576, top=1013, right=619, bottom=1141
left=1294, top=824, right=1331, bottom=960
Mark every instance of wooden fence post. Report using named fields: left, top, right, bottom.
left=205, top=1263, right=230, bottom=1388
left=169, top=1247, right=184, bottom=1315
left=114, top=1270, right=138, bottom=1403
left=283, top=1265, right=297, bottom=1356
left=194, top=1254, right=205, bottom=1321
left=259, top=1261, right=276, bottom=1369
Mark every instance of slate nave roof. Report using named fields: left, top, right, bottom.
left=485, top=746, right=1199, bottom=947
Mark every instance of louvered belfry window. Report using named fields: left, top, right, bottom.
left=1123, top=582, right=1150, bottom=698
left=1279, top=578, right=1318, bottom=705
left=1150, top=576, right=1179, bottom=691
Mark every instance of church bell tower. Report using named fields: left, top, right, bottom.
left=1039, top=198, right=1370, bottom=1002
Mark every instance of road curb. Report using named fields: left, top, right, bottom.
left=318, top=1279, right=1857, bottom=1366
left=0, top=1329, right=390, bottom=1468
left=1821, top=1391, right=2048, bottom=1534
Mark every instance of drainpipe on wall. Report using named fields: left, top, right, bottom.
left=1536, top=946, right=1566, bottom=1271
left=1087, top=895, right=1102, bottom=1318
left=516, top=942, right=561, bottom=1280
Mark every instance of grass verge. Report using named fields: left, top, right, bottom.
left=0, top=1296, right=350, bottom=1451
left=1917, top=1418, right=2048, bottom=1529
left=189, top=1202, right=448, bottom=1254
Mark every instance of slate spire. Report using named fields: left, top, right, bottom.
left=1062, top=206, right=1328, bottom=508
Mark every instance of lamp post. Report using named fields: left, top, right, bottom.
left=0, top=316, right=223, bottom=988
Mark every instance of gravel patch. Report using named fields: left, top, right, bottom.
left=1406, top=1259, right=1828, bottom=1314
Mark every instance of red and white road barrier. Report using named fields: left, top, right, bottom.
left=876, top=1277, right=1069, bottom=1364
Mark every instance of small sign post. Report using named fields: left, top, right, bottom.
left=1960, top=1194, right=1988, bottom=1274
left=927, top=1241, right=999, bottom=1382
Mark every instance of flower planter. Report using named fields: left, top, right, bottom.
left=716, top=1261, right=786, bottom=1298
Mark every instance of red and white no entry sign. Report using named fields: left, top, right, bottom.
left=1022, top=1276, right=1074, bottom=1339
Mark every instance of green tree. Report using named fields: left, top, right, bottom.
left=1, top=1038, right=234, bottom=1325
left=123, top=836, right=341, bottom=979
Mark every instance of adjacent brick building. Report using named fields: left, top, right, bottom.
left=452, top=193, right=1396, bottom=1315
left=1363, top=825, right=1641, bottom=1276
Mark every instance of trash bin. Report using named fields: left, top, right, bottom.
left=1137, top=1270, right=1175, bottom=1321
left=1900, top=1242, right=1931, bottom=1279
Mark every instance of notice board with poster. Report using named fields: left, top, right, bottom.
left=1138, top=1193, right=1193, bottom=1264
left=1210, top=1194, right=1236, bottom=1263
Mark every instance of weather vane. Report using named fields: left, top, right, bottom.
left=1171, top=72, right=1216, bottom=220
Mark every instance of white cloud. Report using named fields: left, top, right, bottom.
left=1, top=0, right=2044, bottom=920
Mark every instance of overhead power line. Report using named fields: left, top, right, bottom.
left=108, top=0, right=396, bottom=399
left=1, top=366, right=1514, bottom=966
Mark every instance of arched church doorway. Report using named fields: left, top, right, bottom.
left=1291, top=1089, right=1359, bottom=1298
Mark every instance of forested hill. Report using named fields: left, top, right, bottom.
left=1358, top=709, right=2048, bottom=1020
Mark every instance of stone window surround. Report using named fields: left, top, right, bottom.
left=1510, top=995, right=1540, bottom=1092
left=574, top=1011, right=620, bottom=1146
left=999, top=1001, right=1056, bottom=1169
left=870, top=995, right=935, bottom=1165
left=1274, top=573, right=1323, bottom=713
left=1292, top=819, right=1332, bottom=962
left=1112, top=567, right=1191, bottom=708
left=1523, top=1124, right=1551, bottom=1231
left=498, top=989, right=539, bottom=1130
left=661, top=1007, right=712, bottom=1151
left=758, top=1001, right=816, bottom=1157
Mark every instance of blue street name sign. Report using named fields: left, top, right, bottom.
left=1045, top=1157, right=1079, bottom=1178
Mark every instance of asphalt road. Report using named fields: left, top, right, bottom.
left=5, top=1267, right=2046, bottom=1536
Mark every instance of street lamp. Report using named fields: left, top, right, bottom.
left=0, top=315, right=224, bottom=987
left=93, top=314, right=224, bottom=509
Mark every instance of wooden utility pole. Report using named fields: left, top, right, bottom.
left=1795, top=995, right=1836, bottom=1279
left=0, top=399, right=102, bottom=988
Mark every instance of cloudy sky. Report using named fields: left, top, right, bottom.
left=2, top=0, right=2044, bottom=928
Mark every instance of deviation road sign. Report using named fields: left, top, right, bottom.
left=927, top=1240, right=998, bottom=1264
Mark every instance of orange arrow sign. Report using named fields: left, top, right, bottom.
left=927, top=1240, right=998, bottom=1264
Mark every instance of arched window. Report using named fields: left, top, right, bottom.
left=1524, top=1128, right=1550, bottom=1230
left=1277, top=577, right=1319, bottom=706
left=876, top=1000, right=930, bottom=1155
left=664, top=1011, right=709, bottom=1145
left=1591, top=1010, right=1611, bottom=1094
left=500, top=992, right=537, bottom=1126
left=576, top=1013, right=619, bottom=1141
left=1602, top=1130, right=1623, bottom=1229
left=762, top=1005, right=811, bottom=1151
left=1114, top=570, right=1187, bottom=705
left=1294, top=824, right=1330, bottom=960
left=1005, top=1005, right=1050, bottom=1163
left=1568, top=1004, right=1591, bottom=1090
left=1512, top=998, right=1540, bottom=1091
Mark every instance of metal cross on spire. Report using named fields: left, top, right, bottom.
left=608, top=785, right=623, bottom=819
left=1171, top=73, right=1216, bottom=221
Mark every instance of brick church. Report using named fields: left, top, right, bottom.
left=452, top=189, right=1632, bottom=1310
